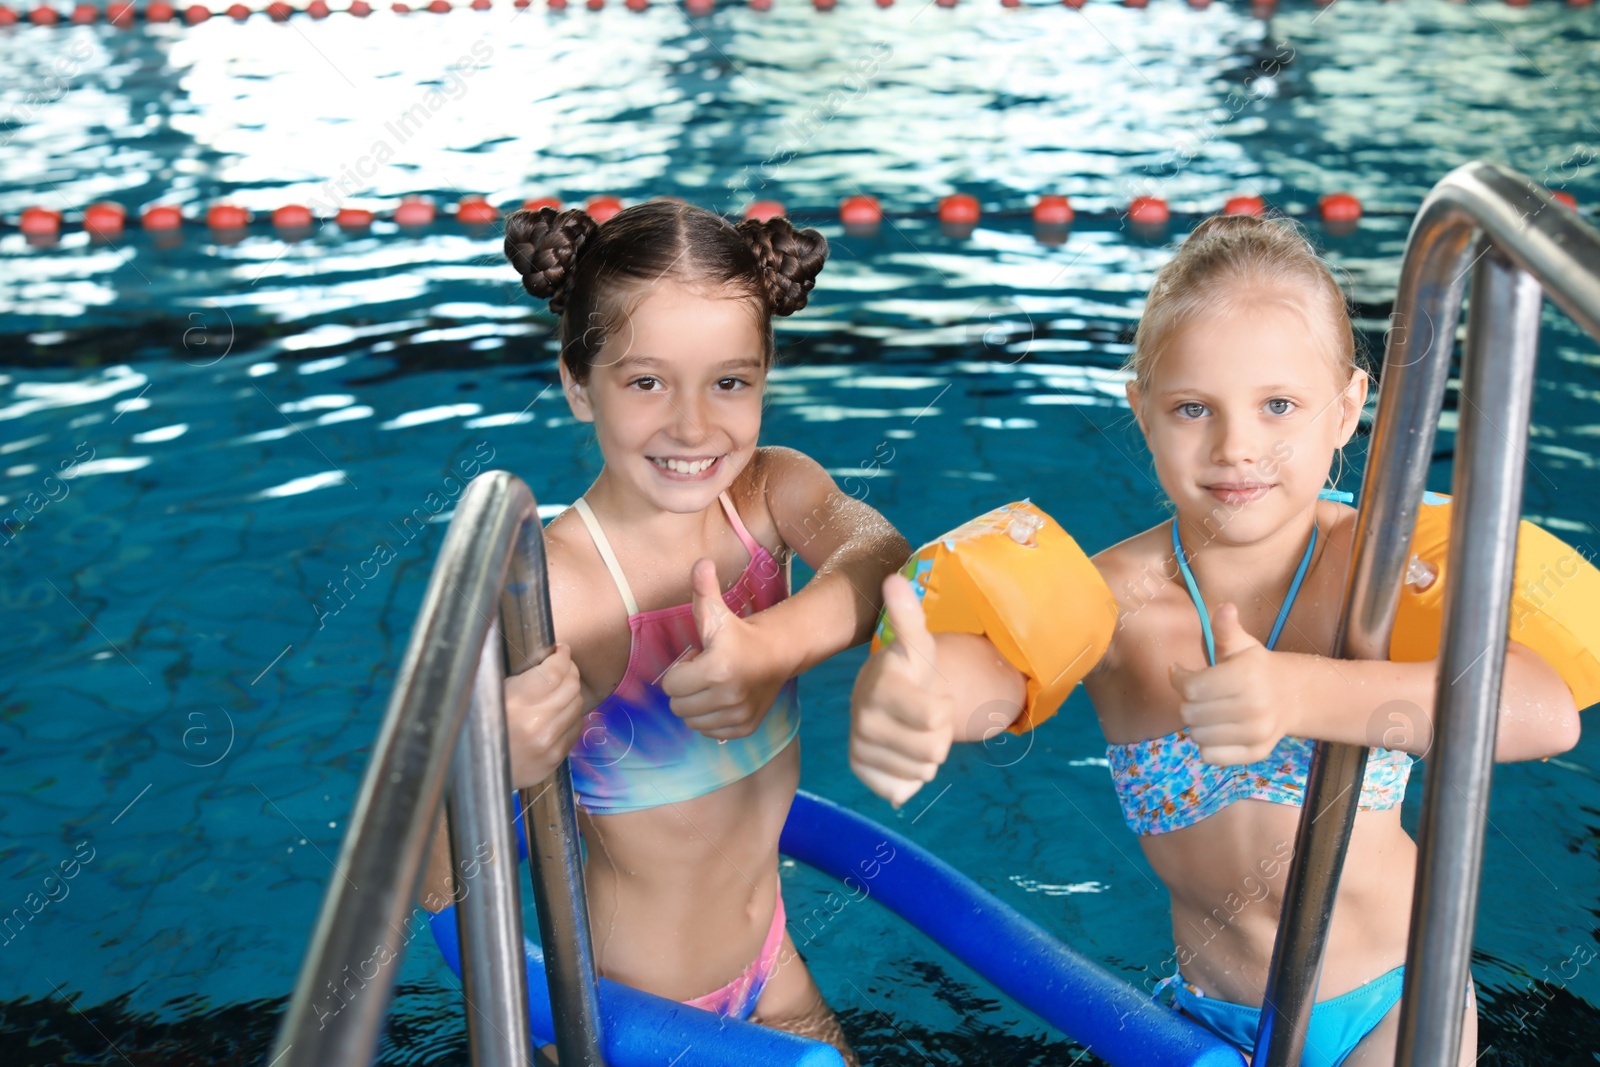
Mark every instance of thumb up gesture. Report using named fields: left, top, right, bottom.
left=661, top=558, right=789, bottom=740
left=1168, top=602, right=1291, bottom=765
left=849, top=574, right=957, bottom=808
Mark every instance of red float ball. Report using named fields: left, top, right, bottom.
left=1000, top=0, right=1020, bottom=7
left=625, top=0, right=647, bottom=9
left=267, top=0, right=291, bottom=16
left=70, top=3, right=99, bottom=21
left=749, top=0, right=771, bottom=9
left=0, top=6, right=17, bottom=22
left=207, top=204, right=252, bottom=229
left=938, top=194, right=980, bottom=225
left=1032, top=195, right=1074, bottom=226
left=875, top=0, right=893, bottom=7
left=273, top=205, right=314, bottom=229
left=1552, top=190, right=1578, bottom=210
left=20, top=207, right=63, bottom=236
left=471, top=0, right=490, bottom=8
left=306, top=0, right=327, bottom=12
left=183, top=3, right=208, bottom=19
left=839, top=195, right=882, bottom=226
left=142, top=205, right=184, bottom=230
left=457, top=196, right=499, bottom=224
left=936, top=0, right=957, bottom=7
left=225, top=2, right=249, bottom=17
left=813, top=0, right=834, bottom=9
left=744, top=200, right=786, bottom=222
left=336, top=208, right=375, bottom=229
left=29, top=6, right=60, bottom=22
left=1223, top=195, right=1265, bottom=217
left=521, top=196, right=562, bottom=213
left=427, top=0, right=448, bottom=10
left=1128, top=197, right=1170, bottom=226
left=548, top=0, right=566, bottom=8
left=392, top=1, right=410, bottom=11
left=84, top=202, right=128, bottom=235
left=1187, top=0, right=1211, bottom=8
left=586, top=196, right=624, bottom=223
left=1124, top=0, right=1148, bottom=7
left=685, top=0, right=711, bottom=12
left=1061, top=0, right=1085, bottom=9
left=107, top=0, right=136, bottom=17
left=1319, top=192, right=1362, bottom=223
left=347, top=0, right=371, bottom=13
left=394, top=198, right=436, bottom=226
left=211, top=208, right=252, bottom=232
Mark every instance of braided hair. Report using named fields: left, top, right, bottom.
left=503, top=207, right=599, bottom=317
left=503, top=199, right=828, bottom=381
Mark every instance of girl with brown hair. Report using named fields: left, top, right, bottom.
left=425, top=198, right=908, bottom=1063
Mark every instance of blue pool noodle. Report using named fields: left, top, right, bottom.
left=432, top=789, right=1242, bottom=1067
left=780, top=791, right=1243, bottom=1067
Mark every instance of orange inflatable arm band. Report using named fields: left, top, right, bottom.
left=872, top=501, right=1118, bottom=734
left=1391, top=493, right=1600, bottom=711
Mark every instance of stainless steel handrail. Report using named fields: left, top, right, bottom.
left=1255, top=162, right=1600, bottom=1065
left=269, top=471, right=607, bottom=1067
left=502, top=491, right=607, bottom=1067
left=448, top=614, right=534, bottom=1067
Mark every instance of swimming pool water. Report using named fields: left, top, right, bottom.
left=4, top=3, right=1600, bottom=1064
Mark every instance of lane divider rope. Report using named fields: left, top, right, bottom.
left=4, top=189, right=1584, bottom=242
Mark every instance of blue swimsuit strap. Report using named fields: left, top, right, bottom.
left=1171, top=513, right=1319, bottom=667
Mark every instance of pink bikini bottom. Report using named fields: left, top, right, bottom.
left=682, top=883, right=787, bottom=1021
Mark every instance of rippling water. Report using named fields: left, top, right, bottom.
left=3, top=3, right=1600, bottom=1065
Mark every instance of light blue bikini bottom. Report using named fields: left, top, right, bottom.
left=1158, top=967, right=1405, bottom=1067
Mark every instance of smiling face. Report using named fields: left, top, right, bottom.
left=1126, top=289, right=1367, bottom=546
left=562, top=278, right=767, bottom=514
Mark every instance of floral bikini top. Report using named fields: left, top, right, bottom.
left=1106, top=491, right=1413, bottom=837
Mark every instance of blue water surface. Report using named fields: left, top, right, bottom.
left=3, top=1, right=1600, bottom=1063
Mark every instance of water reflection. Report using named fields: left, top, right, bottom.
left=2, top=3, right=1593, bottom=339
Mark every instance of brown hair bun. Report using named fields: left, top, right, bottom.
left=503, top=206, right=601, bottom=315
left=736, top=216, right=829, bottom=316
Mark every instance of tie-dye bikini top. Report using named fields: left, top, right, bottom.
left=1106, top=491, right=1413, bottom=836
left=566, top=492, right=800, bottom=816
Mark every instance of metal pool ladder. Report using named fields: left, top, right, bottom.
left=1255, top=161, right=1600, bottom=1066
left=268, top=471, right=608, bottom=1067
